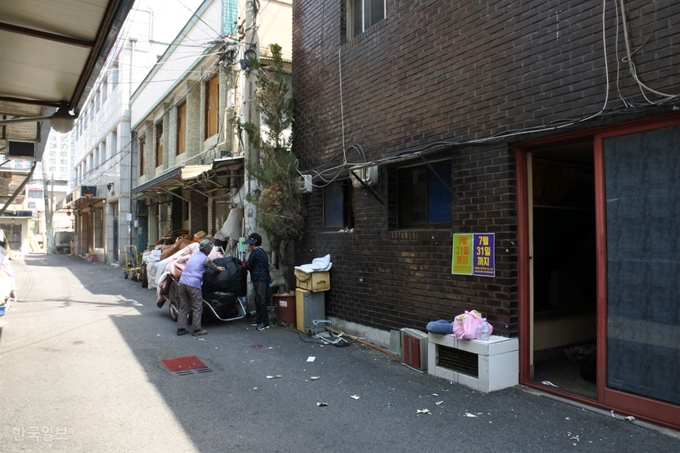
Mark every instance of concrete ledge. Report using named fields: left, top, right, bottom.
left=428, top=333, right=519, bottom=392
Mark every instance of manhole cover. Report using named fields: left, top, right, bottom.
left=161, top=356, right=212, bottom=376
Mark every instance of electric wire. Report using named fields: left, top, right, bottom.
left=618, top=0, right=679, bottom=103
left=176, top=0, right=223, bottom=38
left=306, top=0, right=677, bottom=178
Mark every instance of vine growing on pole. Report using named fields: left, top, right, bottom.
left=236, top=44, right=304, bottom=290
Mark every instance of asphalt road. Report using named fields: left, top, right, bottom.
left=0, top=254, right=679, bottom=452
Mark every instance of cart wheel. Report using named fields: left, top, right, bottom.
left=168, top=281, right=180, bottom=322
left=169, top=299, right=179, bottom=322
left=124, top=272, right=128, bottom=279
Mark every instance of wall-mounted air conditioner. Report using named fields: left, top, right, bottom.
left=350, top=165, right=379, bottom=188
left=298, top=174, right=312, bottom=193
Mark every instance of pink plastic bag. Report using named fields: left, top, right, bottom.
left=453, top=310, right=493, bottom=340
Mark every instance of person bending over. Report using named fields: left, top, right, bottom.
left=177, top=239, right=223, bottom=336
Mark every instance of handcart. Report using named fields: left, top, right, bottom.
left=123, top=245, right=143, bottom=281
left=166, top=277, right=248, bottom=322
left=165, top=259, right=248, bottom=322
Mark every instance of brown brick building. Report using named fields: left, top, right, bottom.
left=292, top=0, right=680, bottom=428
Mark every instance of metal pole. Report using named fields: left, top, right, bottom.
left=243, top=0, right=259, bottom=238
left=46, top=172, right=54, bottom=253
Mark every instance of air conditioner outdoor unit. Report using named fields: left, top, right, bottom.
left=350, top=165, right=378, bottom=188
left=298, top=174, right=312, bottom=193
left=7, top=141, right=36, bottom=160
left=400, top=328, right=428, bottom=371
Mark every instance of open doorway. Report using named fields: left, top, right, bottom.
left=527, top=139, right=597, bottom=399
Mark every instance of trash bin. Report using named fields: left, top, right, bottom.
left=274, top=294, right=296, bottom=327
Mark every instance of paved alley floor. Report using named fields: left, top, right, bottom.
left=0, top=254, right=679, bottom=452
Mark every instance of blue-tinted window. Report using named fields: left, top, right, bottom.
left=397, top=160, right=451, bottom=228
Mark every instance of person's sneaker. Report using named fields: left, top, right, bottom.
left=192, top=329, right=208, bottom=336
left=177, top=329, right=188, bottom=336
left=249, top=321, right=259, bottom=327
left=257, top=324, right=270, bottom=331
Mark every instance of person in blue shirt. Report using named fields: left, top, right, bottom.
left=177, top=239, right=223, bottom=336
left=243, top=232, right=271, bottom=331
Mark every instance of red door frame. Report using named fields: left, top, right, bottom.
left=516, top=114, right=680, bottom=430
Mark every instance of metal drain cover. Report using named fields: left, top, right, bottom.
left=161, top=356, right=212, bottom=376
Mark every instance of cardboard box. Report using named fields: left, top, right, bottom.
left=294, top=270, right=330, bottom=292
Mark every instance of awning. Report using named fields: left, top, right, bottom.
left=133, top=164, right=213, bottom=199
left=58, top=185, right=105, bottom=212
left=181, top=164, right=213, bottom=181
left=0, top=0, right=134, bottom=213
left=190, top=156, right=245, bottom=200
left=0, top=0, right=135, bottom=146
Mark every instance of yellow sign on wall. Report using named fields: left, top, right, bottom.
left=452, top=233, right=473, bottom=275
left=452, top=233, right=495, bottom=277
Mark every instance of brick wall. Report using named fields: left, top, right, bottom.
left=292, top=0, right=680, bottom=336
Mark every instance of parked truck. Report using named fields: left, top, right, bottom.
left=54, top=231, right=73, bottom=254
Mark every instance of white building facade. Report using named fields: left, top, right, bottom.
left=131, top=0, right=292, bottom=250
left=64, top=0, right=202, bottom=264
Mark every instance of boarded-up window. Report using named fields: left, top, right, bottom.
left=139, top=137, right=145, bottom=176
left=155, top=123, right=163, bottom=167
left=177, top=102, right=186, bottom=155
left=205, top=74, right=219, bottom=138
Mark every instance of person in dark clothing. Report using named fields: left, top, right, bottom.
left=243, top=232, right=271, bottom=331
left=177, top=239, right=223, bottom=336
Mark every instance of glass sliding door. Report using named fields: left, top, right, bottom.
left=599, top=124, right=680, bottom=426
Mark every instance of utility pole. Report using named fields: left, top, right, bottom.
left=45, top=173, right=54, bottom=253
left=242, top=0, right=259, bottom=238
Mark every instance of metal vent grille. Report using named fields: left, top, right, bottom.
left=171, top=366, right=213, bottom=377
left=438, top=346, right=479, bottom=377
left=161, top=356, right=212, bottom=376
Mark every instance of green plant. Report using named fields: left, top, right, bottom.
left=240, top=44, right=304, bottom=290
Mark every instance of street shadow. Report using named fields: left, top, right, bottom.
left=14, top=254, right=677, bottom=452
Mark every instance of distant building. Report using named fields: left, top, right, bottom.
left=131, top=0, right=292, bottom=250
left=62, top=0, right=203, bottom=264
